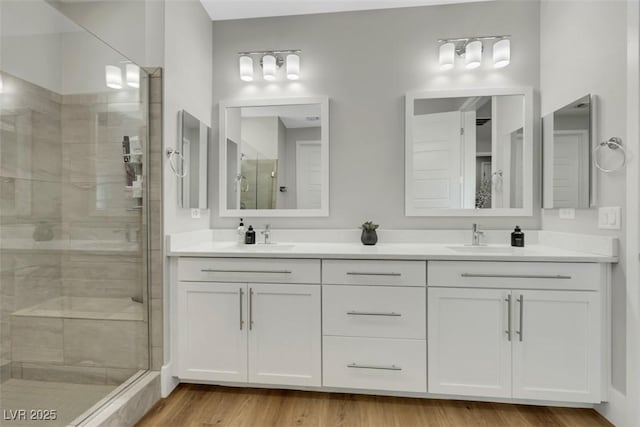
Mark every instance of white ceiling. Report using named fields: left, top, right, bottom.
left=200, top=0, right=492, bottom=21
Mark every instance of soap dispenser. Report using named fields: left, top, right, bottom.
left=245, top=225, right=256, bottom=245
left=237, top=218, right=245, bottom=244
left=511, top=226, right=525, bottom=247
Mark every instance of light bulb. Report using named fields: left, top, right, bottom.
left=126, top=63, right=140, bottom=88
left=439, top=42, right=455, bottom=71
left=493, top=38, right=511, bottom=68
left=465, top=40, right=482, bottom=70
left=239, top=56, right=254, bottom=82
left=262, top=54, right=277, bottom=81
left=105, top=65, right=123, bottom=89
left=286, top=54, right=300, bottom=80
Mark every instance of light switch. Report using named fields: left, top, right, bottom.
left=598, top=207, right=621, bottom=230
left=559, top=208, right=575, bottom=219
left=191, top=209, right=201, bottom=219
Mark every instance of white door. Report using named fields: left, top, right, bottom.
left=248, top=283, right=321, bottom=386
left=296, top=141, right=322, bottom=209
left=512, top=290, right=601, bottom=403
left=553, top=130, right=589, bottom=207
left=177, top=282, right=247, bottom=382
left=411, top=111, right=462, bottom=209
left=428, top=288, right=512, bottom=398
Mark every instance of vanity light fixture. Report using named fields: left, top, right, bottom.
left=239, top=55, right=254, bottom=81
left=437, top=35, right=510, bottom=71
left=126, top=63, right=140, bottom=88
left=237, top=49, right=302, bottom=81
left=105, top=65, right=123, bottom=89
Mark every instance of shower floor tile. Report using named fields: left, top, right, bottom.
left=0, top=379, right=116, bottom=426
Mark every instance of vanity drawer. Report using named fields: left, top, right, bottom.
left=323, top=336, right=426, bottom=392
left=322, top=260, right=426, bottom=286
left=323, top=285, right=425, bottom=339
left=178, top=257, right=321, bottom=284
left=428, top=261, right=600, bottom=291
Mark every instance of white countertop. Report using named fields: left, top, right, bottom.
left=168, top=241, right=617, bottom=263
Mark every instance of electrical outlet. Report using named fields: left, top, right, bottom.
left=598, top=207, right=621, bottom=230
left=559, top=208, right=575, bottom=219
left=191, top=209, right=200, bottom=219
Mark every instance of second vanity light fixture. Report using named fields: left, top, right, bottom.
left=238, top=50, right=302, bottom=82
left=438, top=35, right=510, bottom=70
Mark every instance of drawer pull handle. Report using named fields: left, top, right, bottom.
left=347, top=363, right=402, bottom=371
left=201, top=269, right=292, bottom=274
left=346, top=311, right=402, bottom=317
left=460, top=273, right=572, bottom=280
left=346, top=272, right=402, bottom=277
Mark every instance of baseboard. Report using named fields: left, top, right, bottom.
left=595, top=386, right=626, bottom=426
left=161, top=363, right=179, bottom=398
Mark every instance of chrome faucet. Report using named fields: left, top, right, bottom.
left=261, top=224, right=272, bottom=244
left=471, top=223, right=484, bottom=246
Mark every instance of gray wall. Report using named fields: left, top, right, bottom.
left=540, top=0, right=627, bottom=393
left=211, top=1, right=540, bottom=230
left=163, top=0, right=213, bottom=233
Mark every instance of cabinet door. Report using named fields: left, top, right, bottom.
left=428, top=288, right=512, bottom=397
left=177, top=282, right=247, bottom=382
left=512, top=290, right=601, bottom=403
left=248, top=283, right=321, bottom=386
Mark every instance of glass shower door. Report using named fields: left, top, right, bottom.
left=0, top=1, right=150, bottom=425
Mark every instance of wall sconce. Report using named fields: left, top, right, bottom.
left=238, top=49, right=302, bottom=82
left=437, top=35, right=510, bottom=70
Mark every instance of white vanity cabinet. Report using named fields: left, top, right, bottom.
left=427, top=261, right=605, bottom=403
left=175, top=258, right=322, bottom=387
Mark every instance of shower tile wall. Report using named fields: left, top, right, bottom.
left=146, top=68, right=164, bottom=372
left=1, top=71, right=153, bottom=386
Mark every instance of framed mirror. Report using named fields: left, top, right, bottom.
left=542, top=94, right=594, bottom=209
left=178, top=110, right=209, bottom=209
left=405, top=88, right=533, bottom=216
left=219, top=97, right=329, bottom=217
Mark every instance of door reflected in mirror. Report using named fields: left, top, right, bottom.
left=407, top=93, right=526, bottom=214
left=543, top=95, right=592, bottom=209
left=220, top=98, right=329, bottom=217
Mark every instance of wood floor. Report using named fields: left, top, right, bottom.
left=137, top=384, right=612, bottom=427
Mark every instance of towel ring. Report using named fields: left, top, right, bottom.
left=593, top=137, right=626, bottom=173
left=166, top=148, right=188, bottom=178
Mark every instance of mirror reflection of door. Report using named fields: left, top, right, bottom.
left=553, top=130, right=589, bottom=207
left=296, top=141, right=322, bottom=209
left=224, top=104, right=323, bottom=211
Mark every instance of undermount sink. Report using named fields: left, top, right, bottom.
left=447, top=245, right=516, bottom=254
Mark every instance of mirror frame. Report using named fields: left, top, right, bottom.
left=405, top=87, right=534, bottom=217
left=218, top=96, right=330, bottom=217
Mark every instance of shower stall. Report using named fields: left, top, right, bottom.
left=0, top=1, right=152, bottom=425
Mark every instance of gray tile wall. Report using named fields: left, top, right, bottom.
left=1, top=68, right=163, bottom=385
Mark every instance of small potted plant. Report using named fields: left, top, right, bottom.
left=360, top=221, right=379, bottom=246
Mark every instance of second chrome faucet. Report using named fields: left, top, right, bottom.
left=471, top=223, right=484, bottom=246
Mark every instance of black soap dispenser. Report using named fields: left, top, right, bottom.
left=511, top=226, right=525, bottom=247
left=245, top=225, right=256, bottom=245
